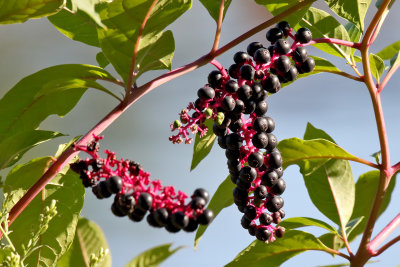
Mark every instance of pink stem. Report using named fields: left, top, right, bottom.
left=378, top=61, right=400, bottom=93
left=305, top=38, right=361, bottom=49
left=210, top=59, right=229, bottom=78
left=368, top=213, right=400, bottom=255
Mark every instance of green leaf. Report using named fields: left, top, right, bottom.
left=278, top=137, right=359, bottom=175
left=191, top=119, right=216, bottom=171
left=389, top=52, right=400, bottom=70
left=369, top=53, right=385, bottom=82
left=254, top=0, right=312, bottom=27
left=225, top=230, right=327, bottom=267
left=97, top=0, right=191, bottom=83
left=48, top=0, right=102, bottom=47
left=4, top=157, right=85, bottom=266
left=96, top=52, right=110, bottom=68
left=376, top=40, right=400, bottom=60
left=300, top=7, right=351, bottom=59
left=347, top=170, right=397, bottom=242
left=280, top=123, right=355, bottom=226
left=318, top=233, right=344, bottom=252
left=194, top=175, right=234, bottom=249
left=324, top=0, right=372, bottom=31
left=371, top=151, right=381, bottom=164
left=54, top=136, right=81, bottom=158
left=345, top=22, right=362, bottom=56
left=58, top=217, right=111, bottom=267
left=0, top=0, right=64, bottom=24
left=125, top=243, right=183, bottom=267
left=338, top=216, right=364, bottom=237
left=279, top=217, right=337, bottom=234
left=199, top=0, right=232, bottom=23
left=0, top=64, right=117, bottom=140
left=0, top=130, right=64, bottom=170
left=0, top=249, right=12, bottom=262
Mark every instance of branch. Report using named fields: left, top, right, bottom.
left=4, top=0, right=317, bottom=233
left=211, top=0, right=225, bottom=53
left=374, top=235, right=400, bottom=256
left=315, top=69, right=363, bottom=82
left=306, top=38, right=360, bottom=49
left=125, top=0, right=158, bottom=96
left=368, top=213, right=400, bottom=255
left=378, top=60, right=400, bottom=93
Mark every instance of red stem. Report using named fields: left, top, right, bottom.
left=306, top=38, right=361, bottom=49
left=368, top=213, right=400, bottom=255
left=378, top=60, right=400, bottom=93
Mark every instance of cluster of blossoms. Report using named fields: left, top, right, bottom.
left=170, top=21, right=315, bottom=242
left=70, top=135, right=213, bottom=233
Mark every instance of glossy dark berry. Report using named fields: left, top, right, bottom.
left=266, top=117, right=275, bottom=133
left=274, top=39, right=291, bottom=55
left=171, top=211, right=189, bottom=229
left=233, top=51, right=250, bottom=64
left=269, top=149, right=283, bottom=168
left=111, top=202, right=126, bottom=217
left=274, top=167, right=284, bottom=178
left=255, top=69, right=265, bottom=79
left=256, top=227, right=271, bottom=242
left=255, top=101, right=268, bottom=116
left=99, top=181, right=112, bottom=198
left=197, top=86, right=215, bottom=100
left=254, top=48, right=271, bottom=64
left=244, top=205, right=257, bottom=220
left=193, top=188, right=210, bottom=203
left=248, top=151, right=264, bottom=168
left=236, top=179, right=251, bottom=190
left=261, top=170, right=279, bottom=187
left=228, top=64, right=239, bottom=79
left=217, top=136, right=227, bottom=149
left=165, top=218, right=181, bottom=233
left=276, top=21, right=291, bottom=36
left=226, top=133, right=243, bottom=150
left=240, top=64, right=255, bottom=80
left=212, top=123, right=227, bottom=137
left=278, top=74, right=287, bottom=84
left=230, top=173, right=239, bottom=184
left=238, top=84, right=252, bottom=101
left=221, top=96, right=236, bottom=112
left=272, top=211, right=282, bottom=224
left=296, top=27, right=312, bottom=43
left=241, top=215, right=252, bottom=229
left=266, top=195, right=284, bottom=212
left=92, top=184, right=104, bottom=199
left=225, top=80, right=239, bottom=93
left=198, top=209, right=214, bottom=225
left=253, top=117, right=269, bottom=132
left=190, top=197, right=207, bottom=209
left=284, top=66, right=298, bottom=82
left=225, top=149, right=240, bottom=161
left=259, top=212, right=273, bottom=225
left=233, top=187, right=248, bottom=202
left=248, top=224, right=257, bottom=236
left=247, top=41, right=264, bottom=57
left=262, top=74, right=280, bottom=94
left=227, top=159, right=242, bottom=174
left=147, top=212, right=163, bottom=228
left=275, top=55, right=291, bottom=73
left=128, top=208, right=146, bottom=222
left=251, top=83, right=264, bottom=100
left=275, top=226, right=285, bottom=238
left=279, top=209, right=286, bottom=219
left=266, top=133, right=278, bottom=151
left=232, top=99, right=245, bottom=115
left=254, top=185, right=268, bottom=199
left=239, top=166, right=257, bottom=183
left=300, top=57, right=315, bottom=73
left=229, top=119, right=243, bottom=132
left=266, top=27, right=284, bottom=43
left=292, top=46, right=308, bottom=63
left=272, top=178, right=286, bottom=195
left=153, top=208, right=169, bottom=226
left=106, top=176, right=123, bottom=194
left=243, top=100, right=256, bottom=114
left=194, top=99, right=205, bottom=111
left=137, top=192, right=153, bottom=211
left=183, top=218, right=199, bottom=232
left=208, top=70, right=223, bottom=88
left=252, top=132, right=268, bottom=149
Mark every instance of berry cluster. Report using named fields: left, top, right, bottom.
left=170, top=22, right=315, bottom=242
left=70, top=135, right=213, bottom=233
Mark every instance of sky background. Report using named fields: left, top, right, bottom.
left=1, top=0, right=400, bottom=266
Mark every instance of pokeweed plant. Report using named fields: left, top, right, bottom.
left=0, top=0, right=399, bottom=266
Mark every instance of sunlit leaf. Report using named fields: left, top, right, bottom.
left=125, top=243, right=183, bottom=267
left=191, top=119, right=216, bottom=171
